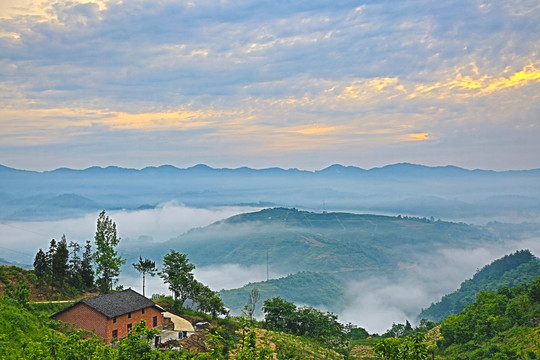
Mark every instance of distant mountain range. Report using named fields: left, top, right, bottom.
left=2, top=163, right=540, bottom=222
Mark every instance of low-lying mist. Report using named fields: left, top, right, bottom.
left=340, top=242, right=540, bottom=334
left=2, top=204, right=539, bottom=334
left=121, top=263, right=278, bottom=298
left=0, top=203, right=257, bottom=264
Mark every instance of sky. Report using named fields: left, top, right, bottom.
left=1, top=0, right=539, bottom=171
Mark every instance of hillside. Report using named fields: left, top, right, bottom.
left=419, top=250, right=540, bottom=322
left=437, top=274, right=540, bottom=359
left=218, top=271, right=347, bottom=317
left=152, top=208, right=498, bottom=276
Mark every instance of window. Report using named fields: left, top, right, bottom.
left=141, top=308, right=145, bottom=315
left=128, top=312, right=132, bottom=319
left=153, top=316, right=157, bottom=327
left=127, top=323, right=132, bottom=333
left=113, top=317, right=117, bottom=323
left=112, top=330, right=118, bottom=339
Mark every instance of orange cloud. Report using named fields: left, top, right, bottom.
left=408, top=132, right=430, bottom=141
left=294, top=126, right=336, bottom=135
left=483, top=63, right=540, bottom=93
left=105, top=111, right=215, bottom=130
left=443, top=63, right=540, bottom=96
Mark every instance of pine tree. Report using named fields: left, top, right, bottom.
left=81, top=240, right=94, bottom=289
left=132, top=257, right=157, bottom=297
left=46, top=239, right=57, bottom=287
left=68, top=241, right=83, bottom=290
left=33, top=249, right=48, bottom=282
left=52, top=235, right=70, bottom=288
left=93, top=211, right=125, bottom=293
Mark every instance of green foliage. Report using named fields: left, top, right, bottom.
left=1, top=292, right=347, bottom=360
left=4, top=278, right=30, bottom=306
left=116, top=321, right=161, bottom=360
left=268, top=329, right=345, bottom=360
left=345, top=324, right=370, bottom=340
left=81, top=240, right=94, bottom=290
left=160, top=250, right=196, bottom=305
left=94, top=210, right=126, bottom=293
left=235, top=317, right=272, bottom=360
left=192, top=282, right=228, bottom=318
left=133, top=257, right=157, bottom=297
left=1, top=266, right=32, bottom=307
left=33, top=235, right=95, bottom=296
left=420, top=249, right=540, bottom=322
left=219, top=271, right=346, bottom=316
left=374, top=333, right=430, bottom=360
left=161, top=208, right=497, bottom=275
left=52, top=235, right=70, bottom=288
left=0, top=296, right=116, bottom=359
left=33, top=249, right=48, bottom=281
left=262, top=297, right=347, bottom=348
left=438, top=275, right=540, bottom=359
left=160, top=251, right=227, bottom=318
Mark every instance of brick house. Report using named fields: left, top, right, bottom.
left=51, top=288, right=165, bottom=344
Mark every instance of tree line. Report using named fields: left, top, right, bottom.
left=32, top=210, right=226, bottom=317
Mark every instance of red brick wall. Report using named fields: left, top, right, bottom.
left=54, top=304, right=164, bottom=344
left=106, top=306, right=164, bottom=343
left=53, top=303, right=108, bottom=339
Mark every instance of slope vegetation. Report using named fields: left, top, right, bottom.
left=159, top=208, right=498, bottom=275
left=419, top=250, right=540, bottom=322
left=218, top=271, right=347, bottom=316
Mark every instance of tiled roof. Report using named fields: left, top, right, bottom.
left=52, top=288, right=163, bottom=319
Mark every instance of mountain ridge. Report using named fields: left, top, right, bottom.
left=2, top=162, right=540, bottom=222
left=2, top=162, right=540, bottom=174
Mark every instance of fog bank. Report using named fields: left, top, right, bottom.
left=339, top=241, right=540, bottom=334
left=0, top=204, right=255, bottom=264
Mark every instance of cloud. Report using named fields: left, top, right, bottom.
left=339, top=242, right=540, bottom=334
left=0, top=204, right=254, bottom=264
left=1, top=0, right=539, bottom=170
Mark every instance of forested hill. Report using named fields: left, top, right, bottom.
left=419, top=249, right=540, bottom=322
left=218, top=272, right=347, bottom=317
left=153, top=208, right=498, bottom=276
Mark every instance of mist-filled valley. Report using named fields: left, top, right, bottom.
left=1, top=163, right=540, bottom=334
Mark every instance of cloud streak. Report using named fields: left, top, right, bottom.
left=1, top=1, right=539, bottom=170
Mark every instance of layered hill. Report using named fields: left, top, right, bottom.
left=2, top=163, right=540, bottom=222
left=154, top=208, right=499, bottom=275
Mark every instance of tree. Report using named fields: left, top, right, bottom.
left=93, top=211, right=125, bottom=293
left=192, top=281, right=228, bottom=318
left=52, top=235, right=69, bottom=288
left=81, top=240, right=94, bottom=289
left=33, top=249, right=48, bottom=281
left=262, top=297, right=297, bottom=332
left=262, top=297, right=347, bottom=347
left=46, top=239, right=57, bottom=286
left=68, top=241, right=83, bottom=290
left=160, top=250, right=195, bottom=306
left=132, top=257, right=157, bottom=297
left=244, top=287, right=260, bottom=320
